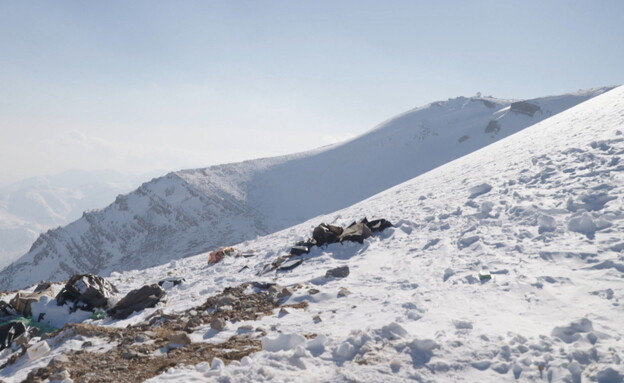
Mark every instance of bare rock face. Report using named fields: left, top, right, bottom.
left=510, top=101, right=542, bottom=117
left=0, top=172, right=270, bottom=291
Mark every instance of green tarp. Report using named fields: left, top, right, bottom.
left=0, top=316, right=57, bottom=335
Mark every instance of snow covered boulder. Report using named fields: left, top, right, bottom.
left=339, top=222, right=372, bottom=244
left=594, top=367, right=624, bottom=383
left=306, top=335, right=327, bottom=357
left=313, top=223, right=343, bottom=246
left=551, top=318, right=593, bottom=344
left=379, top=322, right=409, bottom=340
left=407, top=339, right=439, bottom=367
left=210, top=318, right=226, bottom=331
left=468, top=183, right=492, bottom=199
left=56, top=274, right=118, bottom=312
left=538, top=214, right=557, bottom=234
left=568, top=212, right=597, bottom=239
left=458, top=235, right=480, bottom=249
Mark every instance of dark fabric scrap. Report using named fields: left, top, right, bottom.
left=0, top=321, right=26, bottom=351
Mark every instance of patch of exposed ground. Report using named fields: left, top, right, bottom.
left=20, top=282, right=308, bottom=383
left=25, top=331, right=260, bottom=383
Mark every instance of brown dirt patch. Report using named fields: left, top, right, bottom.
left=20, top=282, right=305, bottom=383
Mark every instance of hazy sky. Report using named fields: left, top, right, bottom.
left=1, top=1, right=622, bottom=184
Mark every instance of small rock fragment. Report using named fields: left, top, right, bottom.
left=337, top=287, right=351, bottom=297
left=390, top=359, right=402, bottom=373
left=491, top=362, right=510, bottom=374
left=49, top=354, right=70, bottom=367
left=267, top=285, right=293, bottom=303
left=453, top=320, right=473, bottom=330
left=121, top=350, right=139, bottom=359
left=217, top=294, right=237, bottom=307
left=512, top=364, right=522, bottom=379
left=471, top=361, right=491, bottom=370
left=279, top=287, right=293, bottom=299
left=325, top=266, right=350, bottom=279
left=134, top=335, right=149, bottom=343
left=211, top=318, right=227, bottom=331
left=185, top=317, right=203, bottom=330
left=443, top=268, right=455, bottom=282
left=595, top=367, right=624, bottom=383
left=49, top=369, right=71, bottom=382
left=168, top=331, right=192, bottom=345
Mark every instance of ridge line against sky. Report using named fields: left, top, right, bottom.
left=1, top=1, right=623, bottom=184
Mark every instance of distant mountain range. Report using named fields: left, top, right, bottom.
left=0, top=86, right=614, bottom=290
left=0, top=169, right=158, bottom=269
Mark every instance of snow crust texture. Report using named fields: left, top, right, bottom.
left=0, top=87, right=613, bottom=291
left=1, top=86, right=622, bottom=382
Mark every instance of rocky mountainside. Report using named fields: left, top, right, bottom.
left=0, top=87, right=613, bottom=291
left=1, top=85, right=622, bottom=383
left=0, top=170, right=153, bottom=269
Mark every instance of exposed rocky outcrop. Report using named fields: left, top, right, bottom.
left=510, top=101, right=542, bottom=117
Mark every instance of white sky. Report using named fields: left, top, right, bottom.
left=1, top=1, right=623, bottom=185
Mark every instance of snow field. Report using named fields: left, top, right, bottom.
left=0, top=86, right=622, bottom=382
left=143, top=85, right=624, bottom=382
left=1, top=87, right=612, bottom=292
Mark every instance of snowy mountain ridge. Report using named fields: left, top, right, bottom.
left=0, top=170, right=154, bottom=269
left=0, top=86, right=614, bottom=291
left=0, top=85, right=622, bottom=382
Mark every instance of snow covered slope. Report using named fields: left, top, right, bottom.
left=0, top=87, right=613, bottom=291
left=0, top=170, right=152, bottom=269
left=1, top=86, right=622, bottom=382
